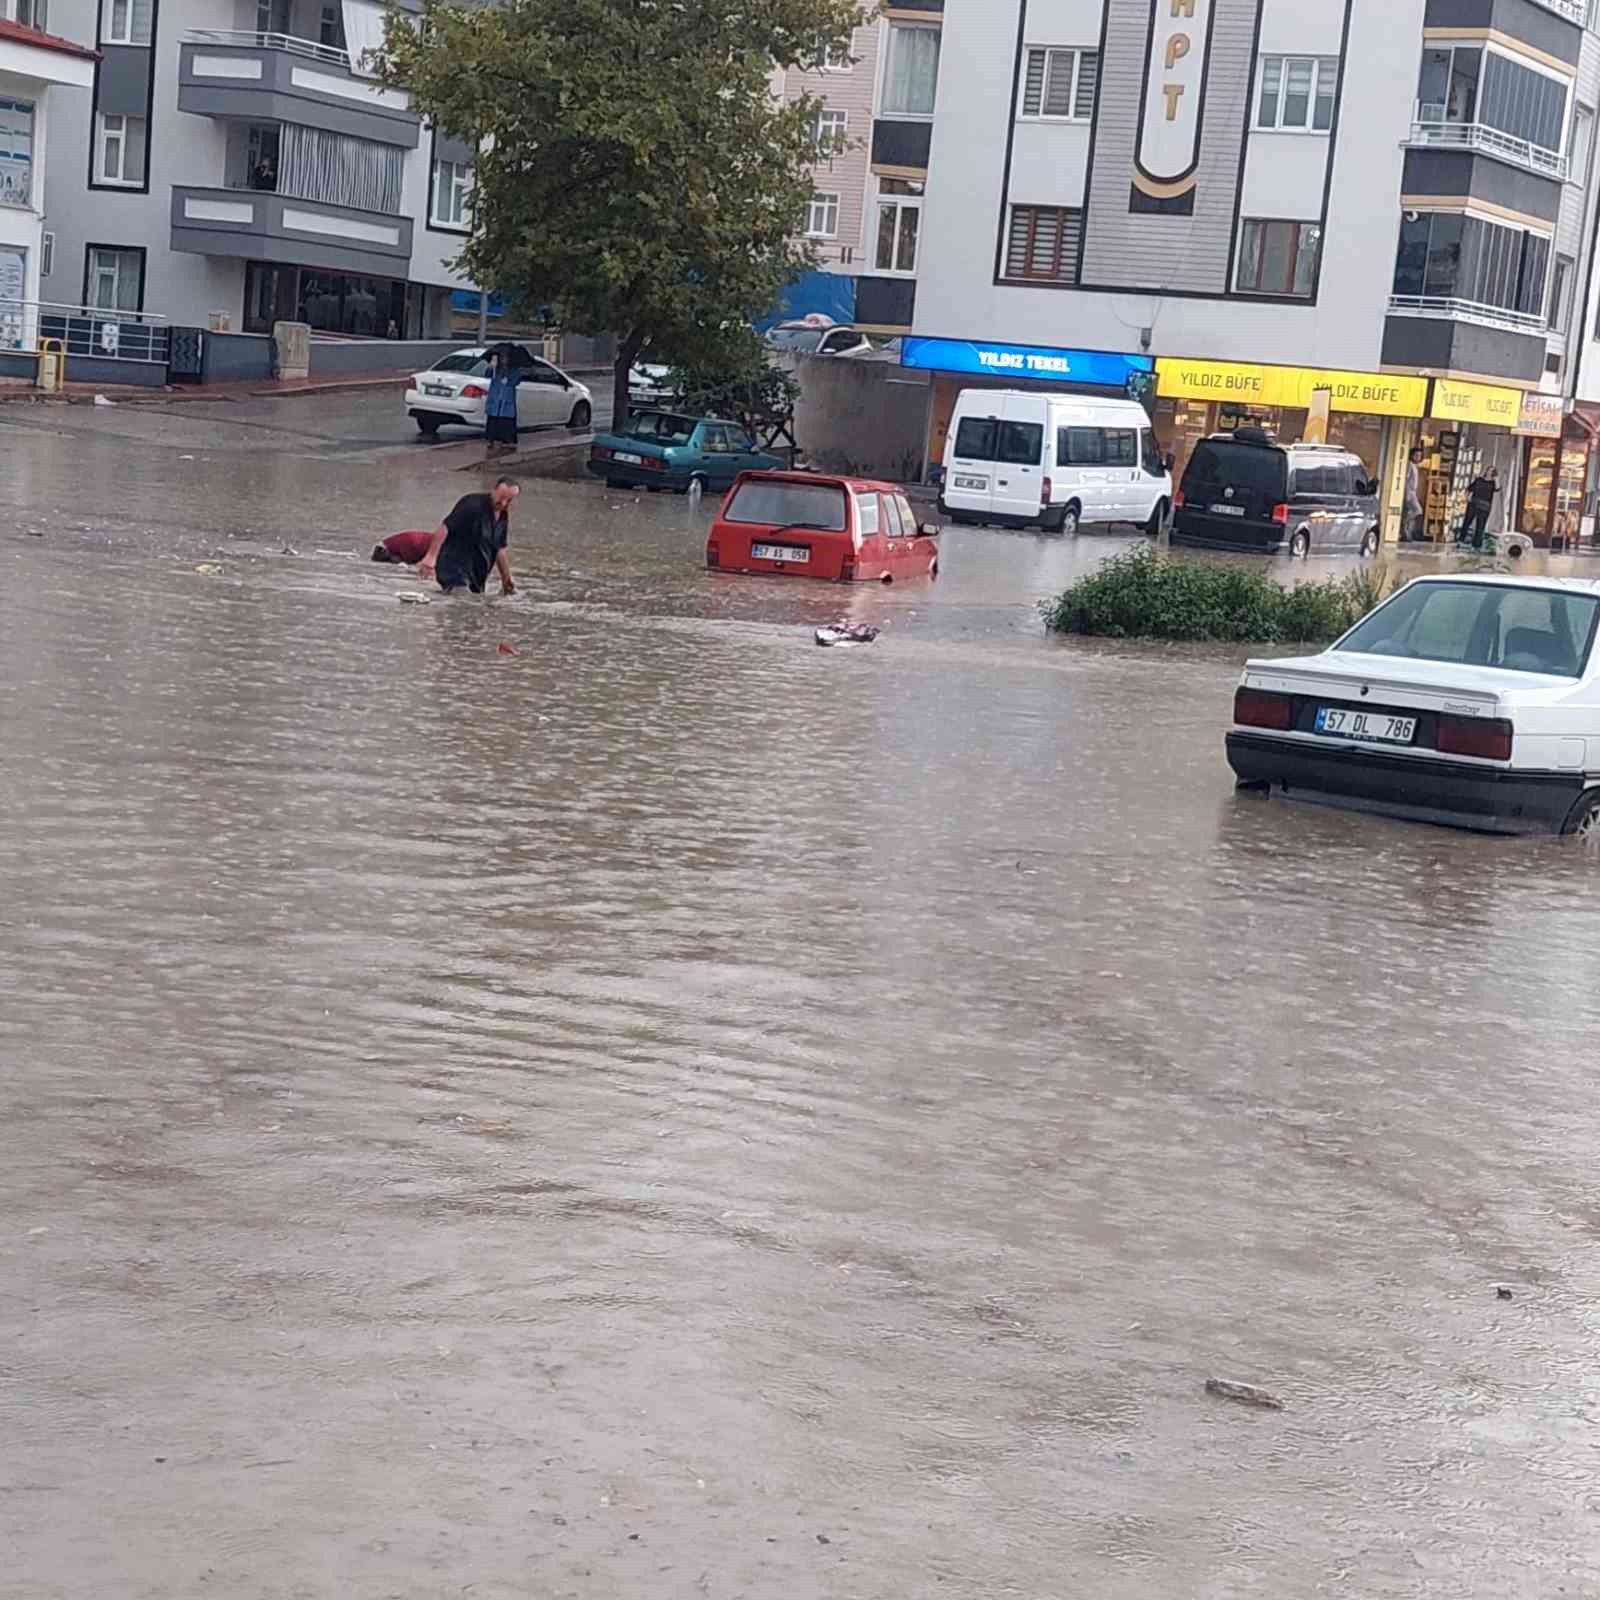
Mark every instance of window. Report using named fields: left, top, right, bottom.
left=319, top=2, right=346, bottom=50
left=16, top=0, right=47, bottom=29
left=822, top=33, right=853, bottom=71
left=874, top=178, right=921, bottom=273
left=1570, top=103, right=1592, bottom=184
left=856, top=493, right=880, bottom=534
left=431, top=157, right=471, bottom=228
left=1005, top=205, right=1082, bottom=281
left=87, top=246, right=143, bottom=312
left=1019, top=47, right=1099, bottom=121
left=1058, top=427, right=1136, bottom=465
left=805, top=191, right=839, bottom=238
left=1418, top=45, right=1566, bottom=153
left=255, top=0, right=288, bottom=33
left=281, top=124, right=402, bottom=213
left=996, top=421, right=1044, bottom=465
left=882, top=23, right=940, bottom=116
left=0, top=98, right=34, bottom=210
left=95, top=113, right=147, bottom=186
left=1551, top=254, right=1575, bottom=330
left=810, top=108, right=848, bottom=156
left=1141, top=430, right=1163, bottom=477
left=883, top=493, right=905, bottom=537
left=101, top=0, right=151, bottom=44
left=41, top=230, right=53, bottom=277
left=953, top=417, right=996, bottom=459
left=1257, top=55, right=1338, bottom=131
left=1392, top=211, right=1549, bottom=318
left=726, top=479, right=847, bottom=529
left=1236, top=219, right=1321, bottom=296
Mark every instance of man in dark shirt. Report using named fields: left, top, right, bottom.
left=417, top=477, right=521, bottom=594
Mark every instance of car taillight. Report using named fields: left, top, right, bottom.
left=1041, top=476, right=1053, bottom=507
left=592, top=446, right=611, bottom=460
left=1437, top=715, right=1513, bottom=761
left=1270, top=503, right=1290, bottom=525
left=640, top=456, right=665, bottom=472
left=1234, top=687, right=1294, bottom=731
left=462, top=383, right=487, bottom=399
left=705, top=541, right=720, bottom=569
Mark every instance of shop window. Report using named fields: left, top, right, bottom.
left=1256, top=55, right=1337, bottom=132
left=1236, top=219, right=1320, bottom=297
left=1005, top=205, right=1081, bottom=282
left=1019, top=48, right=1098, bottom=121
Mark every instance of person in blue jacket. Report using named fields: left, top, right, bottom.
left=484, top=344, right=523, bottom=455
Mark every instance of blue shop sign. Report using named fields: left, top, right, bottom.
left=901, top=336, right=1152, bottom=389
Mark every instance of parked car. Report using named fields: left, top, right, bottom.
left=587, top=412, right=785, bottom=493
left=1172, top=430, right=1380, bottom=556
left=939, top=390, right=1171, bottom=534
left=1228, top=575, right=1600, bottom=835
left=764, top=320, right=874, bottom=358
left=707, top=471, right=940, bottom=583
left=628, top=362, right=678, bottom=406
left=405, top=345, right=593, bottom=436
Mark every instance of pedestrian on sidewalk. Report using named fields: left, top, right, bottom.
left=1459, top=466, right=1499, bottom=550
left=1405, top=446, right=1425, bottom=541
left=416, top=477, right=521, bottom=595
left=484, top=345, right=522, bottom=456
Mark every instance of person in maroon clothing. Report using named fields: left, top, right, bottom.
left=371, top=530, right=435, bottom=565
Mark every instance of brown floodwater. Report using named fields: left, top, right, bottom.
left=4, top=396, right=1600, bottom=1598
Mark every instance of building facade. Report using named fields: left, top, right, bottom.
left=37, top=0, right=472, bottom=341
left=908, top=0, right=1600, bottom=543
left=0, top=1, right=97, bottom=351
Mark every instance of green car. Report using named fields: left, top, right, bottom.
left=587, top=411, right=786, bottom=494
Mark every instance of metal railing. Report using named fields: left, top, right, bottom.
left=182, top=28, right=350, bottom=67
left=0, top=298, right=170, bottom=364
left=1406, top=118, right=1568, bottom=180
left=1387, top=294, right=1547, bottom=336
left=1527, top=0, right=1584, bottom=24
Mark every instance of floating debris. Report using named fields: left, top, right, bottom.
left=398, top=591, right=431, bottom=606
left=1204, top=1378, right=1284, bottom=1411
left=815, top=622, right=880, bottom=649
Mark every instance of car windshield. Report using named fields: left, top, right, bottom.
left=765, top=327, right=820, bottom=352
left=431, top=352, right=489, bottom=375
left=625, top=413, right=697, bottom=444
left=725, top=480, right=848, bottom=531
left=1338, top=582, right=1600, bottom=677
left=1183, top=440, right=1287, bottom=499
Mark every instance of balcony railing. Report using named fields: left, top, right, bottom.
left=1526, top=0, right=1583, bottom=24
left=182, top=28, right=350, bottom=67
left=0, top=298, right=170, bottom=364
left=1387, top=294, right=1547, bottom=336
left=1406, top=118, right=1567, bottom=180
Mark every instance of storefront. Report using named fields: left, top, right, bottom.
left=899, top=336, right=1155, bottom=478
left=1515, top=394, right=1589, bottom=550
left=1414, top=378, right=1525, bottom=544
left=1149, top=357, right=1430, bottom=541
left=242, top=262, right=431, bottom=340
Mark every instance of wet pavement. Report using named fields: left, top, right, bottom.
left=4, top=393, right=1600, bottom=1599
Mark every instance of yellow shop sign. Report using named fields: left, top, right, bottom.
left=1431, top=379, right=1521, bottom=427
left=1155, top=359, right=1428, bottom=417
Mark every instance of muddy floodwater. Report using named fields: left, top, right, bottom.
left=4, top=396, right=1600, bottom=1598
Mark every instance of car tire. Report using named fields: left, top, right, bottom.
left=1143, top=499, right=1168, bottom=537
left=415, top=415, right=442, bottom=436
left=568, top=400, right=592, bottom=431
left=1360, top=527, right=1380, bottom=558
left=1289, top=529, right=1311, bottom=559
left=686, top=472, right=709, bottom=497
left=605, top=477, right=629, bottom=489
left=1562, top=789, right=1600, bottom=839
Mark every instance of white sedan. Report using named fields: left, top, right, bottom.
left=405, top=345, right=593, bottom=437
left=1228, top=574, right=1600, bottom=836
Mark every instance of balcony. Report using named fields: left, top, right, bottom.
left=1406, top=118, right=1566, bottom=181
left=170, top=184, right=413, bottom=276
left=1387, top=293, right=1547, bottom=336
left=871, top=119, right=933, bottom=171
left=177, top=32, right=418, bottom=148
left=1527, top=0, right=1583, bottom=23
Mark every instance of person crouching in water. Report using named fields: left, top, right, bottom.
left=484, top=345, right=523, bottom=456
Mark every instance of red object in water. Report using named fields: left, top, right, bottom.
left=374, top=530, right=434, bottom=565
left=707, top=471, right=940, bottom=583
left=497, top=642, right=518, bottom=656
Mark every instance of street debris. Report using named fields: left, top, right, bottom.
left=1496, top=1286, right=1514, bottom=1300
left=398, top=591, right=431, bottom=605
left=815, top=622, right=880, bottom=649
left=194, top=563, right=222, bottom=575
left=1204, top=1378, right=1285, bottom=1410
left=497, top=642, right=518, bottom=656
left=93, top=395, right=116, bottom=408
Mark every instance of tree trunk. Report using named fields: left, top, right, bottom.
left=612, top=330, right=646, bottom=433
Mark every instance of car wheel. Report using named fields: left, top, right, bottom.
left=1563, top=790, right=1600, bottom=839
left=605, top=477, right=629, bottom=489
left=1360, top=526, right=1380, bottom=558
left=1143, top=498, right=1168, bottom=537
left=568, top=400, right=592, bottom=431
left=1289, top=529, right=1311, bottom=559
left=688, top=472, right=709, bottom=497
left=1055, top=506, right=1080, bottom=536
left=415, top=415, right=442, bottom=435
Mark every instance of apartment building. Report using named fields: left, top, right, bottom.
left=37, top=0, right=472, bottom=343
left=902, top=0, right=1600, bottom=544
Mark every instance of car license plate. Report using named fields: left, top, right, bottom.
left=1209, top=502, right=1246, bottom=516
left=954, top=475, right=987, bottom=491
left=1314, top=707, right=1416, bottom=745
left=752, top=544, right=810, bottom=563
left=424, top=384, right=451, bottom=397
left=613, top=452, right=643, bottom=465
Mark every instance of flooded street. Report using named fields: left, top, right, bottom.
left=5, top=394, right=1600, bottom=1599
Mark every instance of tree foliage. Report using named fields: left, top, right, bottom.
left=664, top=326, right=801, bottom=443
left=374, top=0, right=865, bottom=419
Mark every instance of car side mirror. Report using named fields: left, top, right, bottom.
left=919, top=521, right=941, bottom=537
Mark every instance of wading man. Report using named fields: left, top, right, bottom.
left=416, top=477, right=521, bottom=595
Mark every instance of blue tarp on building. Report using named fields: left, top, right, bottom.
left=754, top=270, right=856, bottom=333
left=450, top=289, right=505, bottom=318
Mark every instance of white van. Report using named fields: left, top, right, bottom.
left=939, top=390, right=1173, bottom=534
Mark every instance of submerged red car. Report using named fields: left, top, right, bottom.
left=706, top=471, right=940, bottom=582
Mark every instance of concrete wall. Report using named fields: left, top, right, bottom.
left=200, top=329, right=272, bottom=382
left=307, top=336, right=459, bottom=376
left=0, top=348, right=166, bottom=384
left=793, top=354, right=930, bottom=481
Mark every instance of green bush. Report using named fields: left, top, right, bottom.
left=1040, top=545, right=1382, bottom=643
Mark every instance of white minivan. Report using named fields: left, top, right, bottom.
left=939, top=390, right=1172, bottom=534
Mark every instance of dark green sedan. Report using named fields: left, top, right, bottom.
left=587, top=411, right=787, bottom=494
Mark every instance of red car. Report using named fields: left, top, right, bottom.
left=706, top=471, right=940, bottom=582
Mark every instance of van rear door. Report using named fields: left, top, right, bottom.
left=991, top=396, right=1047, bottom=522
left=1178, top=439, right=1289, bottom=548
left=947, top=410, right=999, bottom=515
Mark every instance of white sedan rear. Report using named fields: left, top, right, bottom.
left=1228, top=574, right=1600, bottom=835
left=406, top=344, right=594, bottom=437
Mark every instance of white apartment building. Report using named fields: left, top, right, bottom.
left=901, top=0, right=1600, bottom=544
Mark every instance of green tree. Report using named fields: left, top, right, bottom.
left=375, top=0, right=865, bottom=425
left=664, top=325, right=801, bottom=445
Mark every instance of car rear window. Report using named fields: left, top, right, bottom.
left=431, top=353, right=488, bottom=374
left=1183, top=440, right=1287, bottom=499
left=626, top=412, right=697, bottom=444
left=997, top=421, right=1045, bottom=465
left=953, top=417, right=996, bottom=459
left=1339, top=583, right=1600, bottom=676
left=725, top=480, right=849, bottom=531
